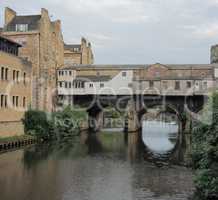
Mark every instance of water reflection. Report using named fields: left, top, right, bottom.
left=142, top=121, right=178, bottom=153
left=0, top=130, right=194, bottom=200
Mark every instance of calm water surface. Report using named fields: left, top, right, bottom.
left=0, top=121, right=194, bottom=200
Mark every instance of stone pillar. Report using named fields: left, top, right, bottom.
left=125, top=100, right=140, bottom=133
left=88, top=110, right=103, bottom=132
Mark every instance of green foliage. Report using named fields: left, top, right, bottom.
left=23, top=106, right=88, bottom=140
left=50, top=106, right=87, bottom=139
left=22, top=110, right=50, bottom=138
left=192, top=93, right=218, bottom=200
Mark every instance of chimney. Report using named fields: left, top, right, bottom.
left=41, top=8, right=49, bottom=18
left=5, top=7, right=16, bottom=26
left=211, top=45, right=218, bottom=64
left=81, top=37, right=87, bottom=45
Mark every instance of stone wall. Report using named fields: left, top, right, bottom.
left=0, top=50, right=32, bottom=137
left=3, top=7, right=64, bottom=112
left=0, top=121, right=24, bottom=137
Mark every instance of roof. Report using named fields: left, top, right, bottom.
left=0, top=35, right=22, bottom=47
left=61, top=64, right=218, bottom=70
left=75, top=75, right=112, bottom=82
left=5, top=15, right=41, bottom=31
left=64, top=44, right=81, bottom=52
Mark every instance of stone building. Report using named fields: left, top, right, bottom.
left=57, top=66, right=133, bottom=106
left=56, top=63, right=218, bottom=107
left=2, top=7, right=64, bottom=112
left=0, top=35, right=32, bottom=137
left=64, top=37, right=94, bottom=65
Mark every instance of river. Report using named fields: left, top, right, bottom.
left=0, top=120, right=194, bottom=200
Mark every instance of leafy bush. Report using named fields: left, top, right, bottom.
left=22, top=109, right=49, bottom=138
left=192, top=93, right=218, bottom=199
left=23, top=106, right=88, bottom=140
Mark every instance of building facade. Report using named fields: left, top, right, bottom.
left=64, top=38, right=94, bottom=65
left=56, top=63, right=218, bottom=106
left=0, top=35, right=32, bottom=137
left=3, top=7, right=64, bottom=112
left=57, top=66, right=133, bottom=106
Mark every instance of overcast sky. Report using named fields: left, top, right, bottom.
left=1, top=0, right=218, bottom=64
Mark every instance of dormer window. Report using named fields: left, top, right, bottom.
left=16, top=24, right=28, bottom=32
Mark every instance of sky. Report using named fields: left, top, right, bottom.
left=1, top=0, right=218, bottom=64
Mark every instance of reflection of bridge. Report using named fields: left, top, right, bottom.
left=57, top=63, right=218, bottom=132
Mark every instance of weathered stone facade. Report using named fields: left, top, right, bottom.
left=0, top=35, right=32, bottom=137
left=3, top=7, right=64, bottom=112
left=64, top=38, right=94, bottom=65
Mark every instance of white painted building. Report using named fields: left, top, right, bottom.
left=57, top=69, right=133, bottom=96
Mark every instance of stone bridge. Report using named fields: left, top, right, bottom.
left=71, top=94, right=205, bottom=133
left=57, top=63, right=217, bottom=132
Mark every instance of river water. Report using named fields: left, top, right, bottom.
left=0, top=121, right=194, bottom=200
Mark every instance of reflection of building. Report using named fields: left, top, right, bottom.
left=0, top=35, right=32, bottom=137
left=3, top=7, right=64, bottom=112
left=64, top=38, right=94, bottom=65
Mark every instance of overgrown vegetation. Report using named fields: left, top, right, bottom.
left=192, top=93, right=218, bottom=200
left=22, top=106, right=87, bottom=141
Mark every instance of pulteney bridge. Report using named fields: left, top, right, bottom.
left=57, top=63, right=218, bottom=132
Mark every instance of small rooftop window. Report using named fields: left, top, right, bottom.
left=16, top=24, right=28, bottom=32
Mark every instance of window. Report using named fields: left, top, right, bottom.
left=89, top=83, right=93, bottom=88
left=149, top=81, right=154, bottom=88
left=155, top=71, right=160, bottom=77
left=65, top=82, right=68, bottom=88
left=69, top=82, right=72, bottom=88
left=100, top=83, right=104, bottom=88
left=69, top=71, right=72, bottom=76
left=1, top=95, right=4, bottom=108
left=128, top=83, right=133, bottom=88
left=23, top=97, right=26, bottom=108
left=5, top=68, right=8, bottom=80
left=162, top=81, right=168, bottom=89
left=16, top=96, right=19, bottom=107
left=16, top=24, right=28, bottom=32
left=12, top=96, right=19, bottom=107
left=13, top=70, right=16, bottom=81
left=1, top=67, right=4, bottom=80
left=122, top=72, right=127, bottom=77
left=81, top=82, right=85, bottom=88
left=16, top=71, right=19, bottom=82
left=59, top=82, right=63, bottom=88
left=186, top=81, right=191, bottom=88
left=5, top=95, right=7, bottom=107
left=23, top=72, right=26, bottom=84
left=203, top=81, right=207, bottom=90
left=12, top=96, right=16, bottom=107
left=175, top=81, right=180, bottom=90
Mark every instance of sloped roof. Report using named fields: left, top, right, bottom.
left=75, top=75, right=112, bottom=82
left=0, top=35, right=22, bottom=47
left=61, top=64, right=218, bottom=70
left=5, top=15, right=41, bottom=31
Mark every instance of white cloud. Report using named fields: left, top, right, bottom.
left=191, top=23, right=218, bottom=39
left=1, top=0, right=217, bottom=64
